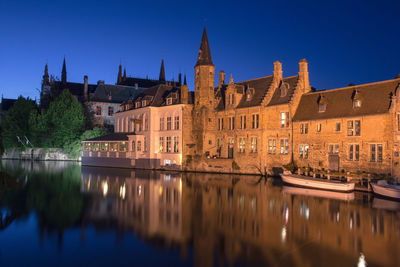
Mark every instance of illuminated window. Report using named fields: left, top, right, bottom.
left=159, top=137, right=164, bottom=152
left=174, top=116, right=180, bottom=130
left=353, top=99, right=361, bottom=108
left=173, top=136, right=179, bottom=153
left=166, top=137, right=172, bottom=152
left=251, top=137, right=258, bottom=153
left=280, top=139, right=289, bottom=154
left=120, top=142, right=127, bottom=152
left=347, top=120, right=361, bottom=136
left=268, top=139, right=276, bottom=154
left=317, top=123, right=322, bottom=132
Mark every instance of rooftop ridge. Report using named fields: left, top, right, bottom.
left=237, top=75, right=273, bottom=84
left=307, top=77, right=400, bottom=95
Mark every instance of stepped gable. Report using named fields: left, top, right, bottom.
left=91, top=84, right=143, bottom=103
left=235, top=75, right=274, bottom=108
left=215, top=84, right=227, bottom=111
left=267, top=75, right=299, bottom=106
left=293, top=78, right=400, bottom=121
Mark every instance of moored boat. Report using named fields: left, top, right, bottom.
left=370, top=180, right=400, bottom=200
left=280, top=173, right=355, bottom=192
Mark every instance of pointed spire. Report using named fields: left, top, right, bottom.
left=229, top=74, right=234, bottom=84
left=42, top=63, right=50, bottom=84
left=117, top=63, right=122, bottom=84
left=184, top=74, right=187, bottom=85
left=195, top=27, right=213, bottom=67
left=159, top=58, right=166, bottom=82
left=61, top=57, right=67, bottom=83
left=123, top=67, right=126, bottom=81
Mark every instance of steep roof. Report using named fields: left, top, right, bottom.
left=90, top=84, right=143, bottom=103
left=122, top=84, right=194, bottom=112
left=235, top=76, right=274, bottom=109
left=51, top=81, right=97, bottom=99
left=293, top=78, right=400, bottom=121
left=267, top=75, right=299, bottom=106
left=84, top=132, right=135, bottom=142
left=195, top=27, right=213, bottom=66
left=117, top=77, right=170, bottom=88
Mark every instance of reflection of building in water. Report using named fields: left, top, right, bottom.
left=80, top=167, right=189, bottom=251
left=185, top=173, right=400, bottom=267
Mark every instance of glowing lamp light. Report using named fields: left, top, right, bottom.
left=358, top=253, right=367, bottom=267
left=159, top=186, right=163, bottom=196
left=102, top=181, right=108, bottom=196
left=281, top=226, right=287, bottom=244
left=119, top=184, right=126, bottom=199
left=179, top=178, right=182, bottom=192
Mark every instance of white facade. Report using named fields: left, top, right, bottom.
left=114, top=104, right=186, bottom=167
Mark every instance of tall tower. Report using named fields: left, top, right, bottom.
left=61, top=57, right=67, bottom=84
left=117, top=63, right=122, bottom=84
left=194, top=27, right=215, bottom=107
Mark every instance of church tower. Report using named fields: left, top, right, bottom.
left=194, top=27, right=215, bottom=107
left=61, top=57, right=67, bottom=84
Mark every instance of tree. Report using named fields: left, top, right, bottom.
left=1, top=97, right=36, bottom=150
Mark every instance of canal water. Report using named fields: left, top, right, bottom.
left=0, top=160, right=399, bottom=267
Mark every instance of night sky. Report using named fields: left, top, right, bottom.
left=1, top=0, right=399, bottom=100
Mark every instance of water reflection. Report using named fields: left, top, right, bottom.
left=0, top=160, right=399, bottom=267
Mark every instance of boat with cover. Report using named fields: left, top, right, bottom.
left=280, top=172, right=355, bottom=192
left=370, top=180, right=400, bottom=200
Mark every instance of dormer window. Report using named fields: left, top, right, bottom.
left=318, top=95, right=327, bottom=113
left=353, top=99, right=361, bottom=108
left=246, top=88, right=255, bottom=101
left=166, top=98, right=172, bottom=105
left=279, top=82, right=288, bottom=97
left=142, top=100, right=147, bottom=107
left=228, top=93, right=235, bottom=105
left=135, top=102, right=141, bottom=108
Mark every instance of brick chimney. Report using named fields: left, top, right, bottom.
left=298, top=59, right=310, bottom=92
left=83, top=75, right=88, bottom=101
left=273, top=61, right=282, bottom=81
left=181, top=84, right=188, bottom=104
left=218, top=70, right=225, bottom=87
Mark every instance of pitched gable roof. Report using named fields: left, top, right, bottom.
left=91, top=84, right=143, bottom=103
left=235, top=76, right=274, bottom=109
left=293, top=78, right=400, bottom=121
left=267, top=75, right=299, bottom=106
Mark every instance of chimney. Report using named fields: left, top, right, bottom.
left=97, top=80, right=104, bottom=85
left=178, top=73, right=182, bottom=86
left=181, top=84, right=189, bottom=104
left=84, top=75, right=88, bottom=101
left=273, top=61, right=282, bottom=81
left=218, top=70, right=225, bottom=87
left=298, top=58, right=310, bottom=92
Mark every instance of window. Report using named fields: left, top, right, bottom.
left=318, top=103, right=326, bottom=112
left=239, top=138, right=246, bottom=153
left=252, top=114, right=259, bottom=129
left=166, top=137, right=172, bottom=152
left=135, top=102, right=141, bottom=108
left=280, top=112, right=289, bottom=128
left=228, top=117, right=235, bottom=130
left=398, top=114, right=400, bottom=131
left=300, top=123, right=308, bottom=134
left=110, top=142, right=118, bottom=152
left=268, top=139, right=276, bottom=154
left=108, top=106, right=113, bottom=116
left=84, top=142, right=91, bottom=151
left=120, top=142, right=127, bottom=152
left=299, top=145, right=309, bottom=159
left=143, top=137, right=147, bottom=152
left=336, top=122, right=341, bottom=132
left=353, top=99, right=361, bottom=108
left=329, top=144, right=339, bottom=154
left=347, top=120, right=361, bottom=136
left=142, top=100, right=147, bottom=107
left=93, top=142, right=99, bottom=151
left=132, top=141, right=136, bottom=152
left=228, top=93, right=235, bottom=105
left=240, top=115, right=246, bottom=129
left=348, top=144, right=359, bottom=161
left=96, top=106, right=101, bottom=115
left=166, top=98, right=172, bottom=105
left=251, top=137, right=258, bottom=153
left=173, top=136, right=179, bottom=153
left=317, top=123, right=322, bottom=132
left=280, top=139, right=289, bottom=154
left=370, top=144, right=383, bottom=162
left=167, top=117, right=172, bottom=130
left=137, top=141, right=142, bottom=152
left=160, top=117, right=164, bottom=131
left=159, top=137, right=164, bottom=152
left=174, top=116, right=180, bottom=130
left=218, top=118, right=224, bottom=130
left=101, top=142, right=108, bottom=151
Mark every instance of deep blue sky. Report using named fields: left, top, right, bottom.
left=0, top=0, right=399, bottom=100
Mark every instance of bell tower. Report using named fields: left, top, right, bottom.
left=194, top=27, right=215, bottom=107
